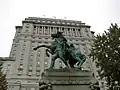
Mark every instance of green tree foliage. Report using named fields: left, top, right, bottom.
left=89, top=24, right=120, bottom=86
left=0, top=62, right=7, bottom=90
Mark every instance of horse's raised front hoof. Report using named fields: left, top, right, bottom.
left=33, top=48, right=37, bottom=50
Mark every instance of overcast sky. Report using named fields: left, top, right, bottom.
left=0, top=0, right=120, bottom=57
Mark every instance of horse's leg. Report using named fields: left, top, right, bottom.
left=46, top=49, right=51, bottom=57
left=77, top=62, right=82, bottom=69
left=64, top=61, right=71, bottom=69
left=77, top=55, right=86, bottom=69
left=56, top=50, right=70, bottom=69
left=49, top=54, right=57, bottom=69
left=60, top=57, right=71, bottom=69
left=78, top=56, right=86, bottom=67
left=73, top=56, right=83, bottom=69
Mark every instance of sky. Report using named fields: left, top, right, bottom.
left=0, top=0, right=120, bottom=57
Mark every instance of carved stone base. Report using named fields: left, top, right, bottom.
left=41, top=68, right=95, bottom=90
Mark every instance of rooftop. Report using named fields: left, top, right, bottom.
left=22, top=17, right=90, bottom=28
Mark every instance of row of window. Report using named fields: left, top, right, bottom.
left=18, top=63, right=41, bottom=76
left=33, top=26, right=82, bottom=37
left=29, top=19, right=82, bottom=26
left=31, top=37, right=90, bottom=43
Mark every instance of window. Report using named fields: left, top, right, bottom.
left=30, top=59, right=33, bottom=61
left=21, top=53, right=24, bottom=58
left=26, top=25, right=29, bottom=28
left=57, top=27, right=59, bottom=30
left=28, top=71, right=32, bottom=76
left=32, top=41, right=35, bottom=43
left=21, top=53, right=24, bottom=56
left=36, top=66, right=40, bottom=71
left=38, top=50, right=41, bottom=53
left=13, top=49, right=16, bottom=52
left=45, top=61, right=48, bottom=65
left=67, top=23, right=70, bottom=25
left=7, top=64, right=11, bottom=69
left=57, top=22, right=60, bottom=24
left=76, top=24, right=80, bottom=26
left=45, top=38, right=48, bottom=40
left=68, top=28, right=70, bottom=31
left=52, top=21, right=55, bottom=24
left=14, top=45, right=17, bottom=48
left=51, top=27, right=53, bottom=29
left=47, top=21, right=51, bottom=23
left=32, top=36, right=35, bottom=39
left=40, top=26, right=42, bottom=29
left=18, top=29, right=21, bottom=33
left=85, top=28, right=88, bottom=32
left=18, top=70, right=22, bottom=75
left=37, top=61, right=40, bottom=65
left=16, top=40, right=19, bottom=43
left=26, top=30, right=28, bottom=32
left=36, top=72, right=40, bottom=76
left=28, top=66, right=32, bottom=71
left=38, top=54, right=40, bottom=57
left=20, top=64, right=23, bottom=69
left=45, top=26, right=48, bottom=29
left=24, top=36, right=27, bottom=38
left=44, top=42, right=48, bottom=44
left=30, top=54, right=33, bottom=58
left=37, top=20, right=40, bottom=22
left=34, top=26, right=36, bottom=28
left=87, top=33, right=89, bottom=37
left=23, top=44, right=26, bottom=47
left=12, top=54, right=16, bottom=57
left=6, top=70, right=9, bottom=74
left=20, top=58, right=23, bottom=60
left=42, top=21, right=46, bottom=23
left=72, top=23, right=75, bottom=25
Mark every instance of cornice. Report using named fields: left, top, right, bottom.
left=22, top=17, right=91, bottom=28
left=15, top=26, right=22, bottom=29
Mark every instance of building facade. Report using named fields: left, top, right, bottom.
left=2, top=17, right=95, bottom=90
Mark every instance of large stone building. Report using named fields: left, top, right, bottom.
left=2, top=17, right=95, bottom=90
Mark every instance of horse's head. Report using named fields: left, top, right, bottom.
left=51, top=31, right=63, bottom=39
left=51, top=33, right=58, bottom=39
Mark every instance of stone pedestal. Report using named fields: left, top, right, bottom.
left=41, top=68, right=95, bottom=90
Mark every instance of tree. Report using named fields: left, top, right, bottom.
left=89, top=24, right=120, bottom=88
left=0, top=62, right=7, bottom=90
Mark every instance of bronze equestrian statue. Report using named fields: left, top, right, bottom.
left=34, top=31, right=86, bottom=69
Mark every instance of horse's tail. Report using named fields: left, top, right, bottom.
left=33, top=45, right=51, bottom=50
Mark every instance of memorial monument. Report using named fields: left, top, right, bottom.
left=34, top=31, right=95, bottom=90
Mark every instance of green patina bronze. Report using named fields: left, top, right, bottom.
left=34, top=31, right=86, bottom=69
